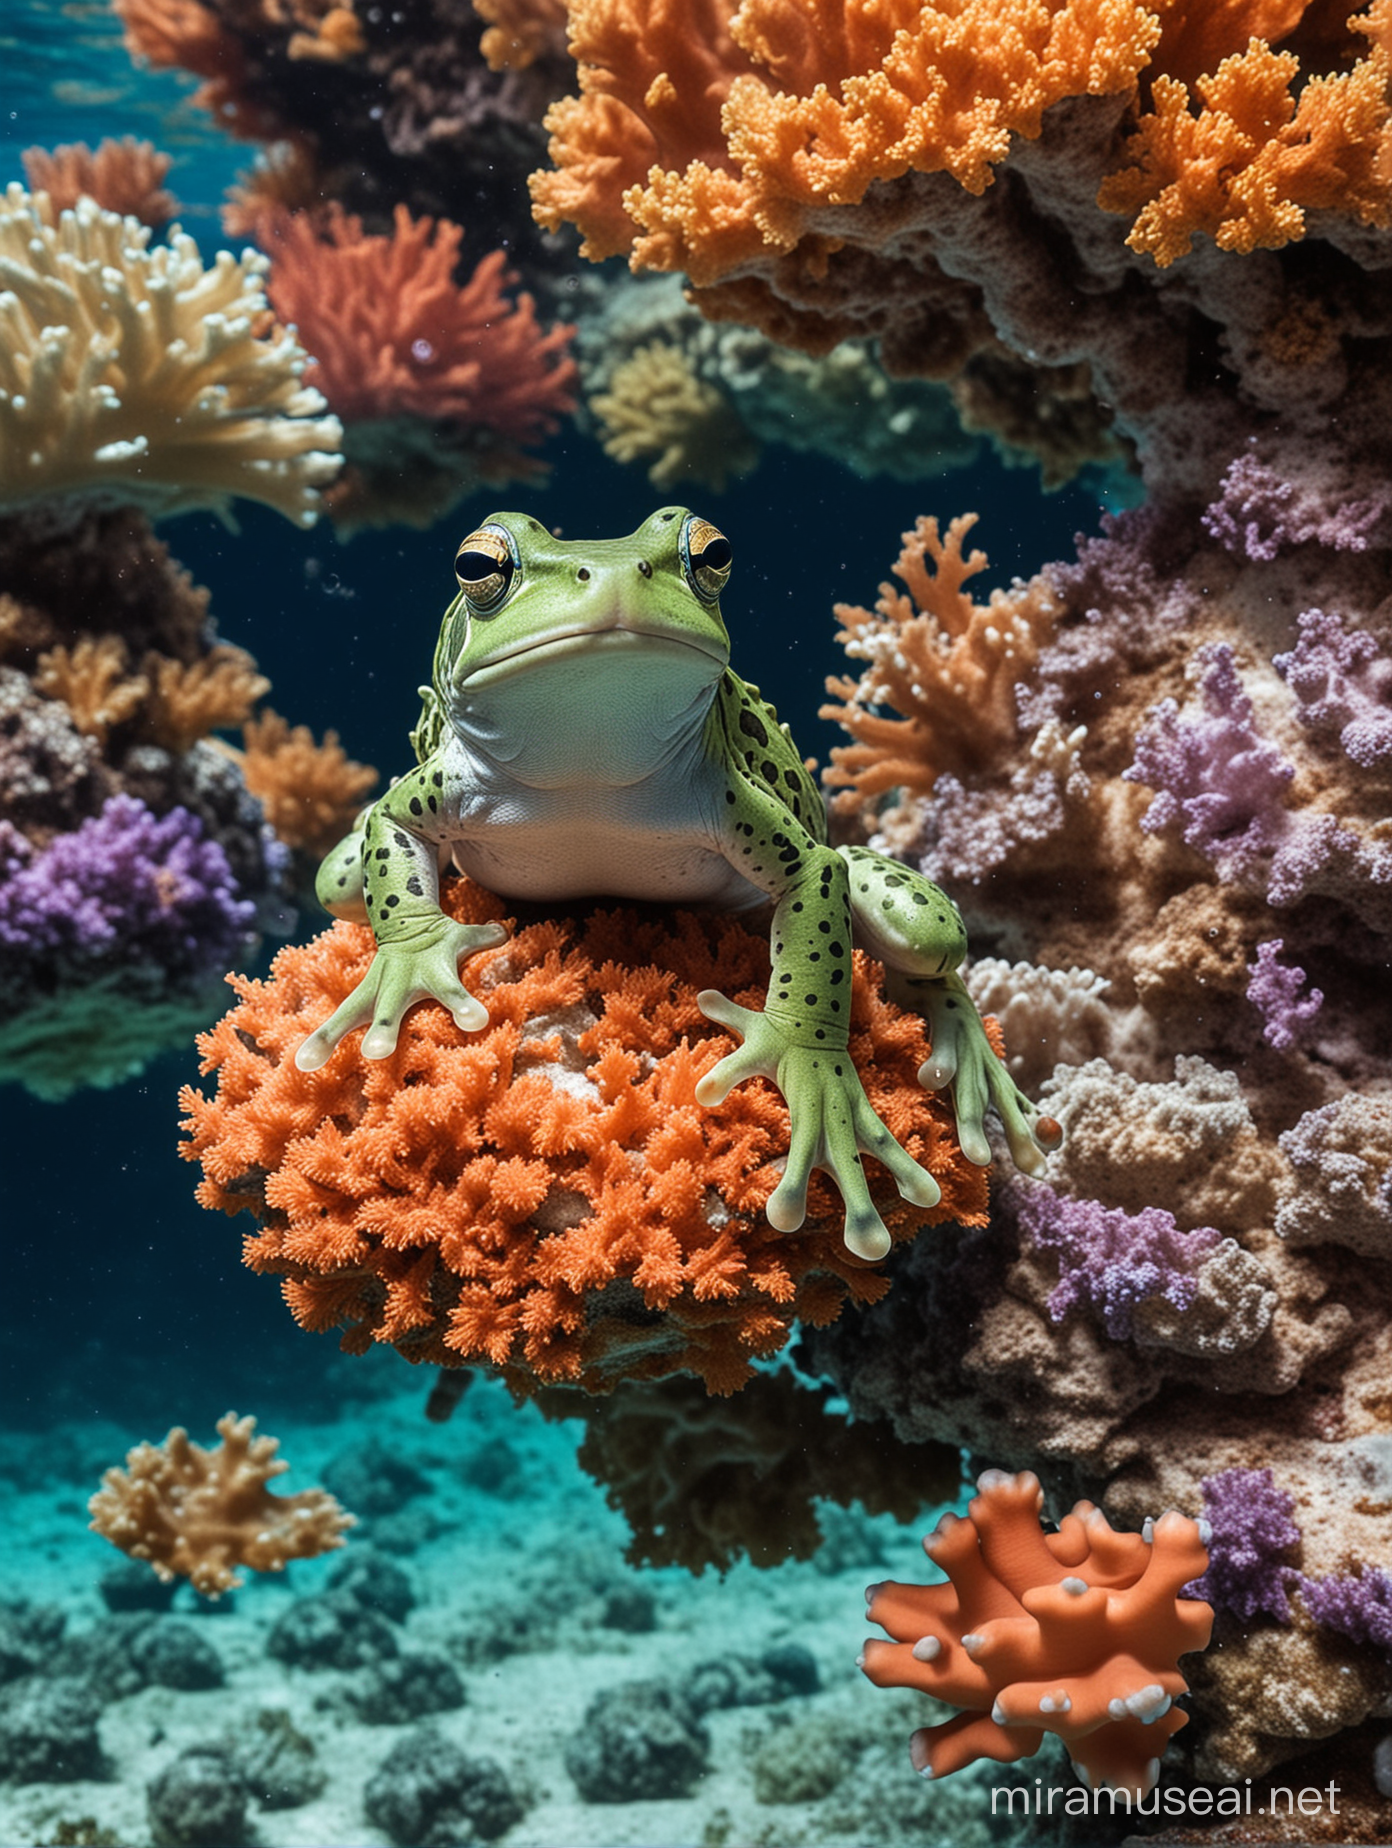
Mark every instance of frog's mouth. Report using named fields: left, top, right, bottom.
left=461, top=623, right=727, bottom=688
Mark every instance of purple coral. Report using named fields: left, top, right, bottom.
left=1186, top=1469, right=1301, bottom=1622
left=0, top=794, right=254, bottom=986
left=1125, top=644, right=1294, bottom=878
left=1273, top=607, right=1392, bottom=769
left=1245, top=939, right=1323, bottom=1050
left=1012, top=1180, right=1222, bottom=1340
left=1202, top=455, right=1382, bottom=562
left=1299, top=1569, right=1392, bottom=1654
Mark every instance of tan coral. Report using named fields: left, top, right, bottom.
left=238, top=708, right=377, bottom=854
left=21, top=137, right=177, bottom=224
left=589, top=341, right=759, bottom=492
left=475, top=0, right=570, bottom=70
left=0, top=183, right=342, bottom=524
left=33, top=637, right=148, bottom=745
left=140, top=645, right=271, bottom=754
left=861, top=1468, right=1212, bottom=1796
left=88, top=1411, right=354, bottom=1597
left=821, top=513, right=1061, bottom=814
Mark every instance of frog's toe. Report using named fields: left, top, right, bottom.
left=766, top=1174, right=809, bottom=1234
left=917, top=1048, right=957, bottom=1092
left=842, top=1201, right=892, bottom=1264
left=294, top=1028, right=336, bottom=1073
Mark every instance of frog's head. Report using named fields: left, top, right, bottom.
left=432, top=508, right=734, bottom=785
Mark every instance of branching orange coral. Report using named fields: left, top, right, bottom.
left=532, top=0, right=1161, bottom=283
left=532, top=0, right=1392, bottom=282
left=861, top=1469, right=1213, bottom=1797
left=259, top=204, right=577, bottom=437
left=1098, top=4, right=1392, bottom=265
left=820, top=513, right=1060, bottom=813
left=89, top=1411, right=354, bottom=1597
left=238, top=709, right=377, bottom=854
left=179, top=879, right=986, bottom=1396
left=21, top=137, right=177, bottom=224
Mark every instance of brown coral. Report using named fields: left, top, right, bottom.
left=88, top=1411, right=354, bottom=1597
left=178, top=878, right=986, bottom=1397
left=237, top=709, right=377, bottom=854
left=539, top=1369, right=963, bottom=1572
left=21, top=137, right=177, bottom=224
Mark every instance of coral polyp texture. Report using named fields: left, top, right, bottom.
left=178, top=878, right=987, bottom=1396
left=89, top=1412, right=355, bottom=1597
left=0, top=183, right=342, bottom=525
left=860, top=1470, right=1213, bottom=1797
left=255, top=203, right=576, bottom=530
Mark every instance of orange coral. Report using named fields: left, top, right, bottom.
left=33, top=636, right=147, bottom=745
left=258, top=204, right=576, bottom=437
left=238, top=709, right=377, bottom=854
left=1099, top=3, right=1392, bottom=265
left=532, top=0, right=1392, bottom=281
left=475, top=0, right=570, bottom=70
left=532, top=0, right=1161, bottom=283
left=89, top=1412, right=354, bottom=1597
left=21, top=137, right=177, bottom=224
left=861, top=1469, right=1213, bottom=1797
left=179, top=879, right=986, bottom=1396
left=821, top=513, right=1060, bottom=813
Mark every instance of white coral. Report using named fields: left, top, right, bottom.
left=0, top=184, right=342, bottom=523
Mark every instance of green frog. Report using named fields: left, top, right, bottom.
left=297, top=508, right=1057, bottom=1259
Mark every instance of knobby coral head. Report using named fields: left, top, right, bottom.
left=860, top=1469, right=1213, bottom=1798
left=179, top=879, right=986, bottom=1396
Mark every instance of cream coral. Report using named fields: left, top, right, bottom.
left=0, top=184, right=342, bottom=524
left=89, top=1412, right=354, bottom=1597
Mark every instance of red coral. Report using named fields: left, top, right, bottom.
left=179, top=879, right=987, bottom=1396
left=259, top=204, right=576, bottom=437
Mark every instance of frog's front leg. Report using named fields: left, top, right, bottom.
left=692, top=786, right=941, bottom=1260
left=295, top=763, right=506, bottom=1072
left=838, top=844, right=1060, bottom=1173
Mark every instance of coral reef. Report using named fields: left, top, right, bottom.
left=178, top=878, right=987, bottom=1396
left=88, top=1412, right=355, bottom=1597
left=252, top=203, right=575, bottom=530
left=0, top=183, right=341, bottom=525
left=860, top=1469, right=1212, bottom=1796
left=0, top=506, right=370, bottom=1097
left=589, top=341, right=759, bottom=494
left=513, top=1, right=1392, bottom=1789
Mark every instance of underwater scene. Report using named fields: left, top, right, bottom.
left=1, top=1, right=1391, bottom=1845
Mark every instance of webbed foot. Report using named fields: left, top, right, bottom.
left=295, top=917, right=508, bottom=1071
left=695, top=991, right=941, bottom=1261
left=896, top=970, right=1062, bottom=1172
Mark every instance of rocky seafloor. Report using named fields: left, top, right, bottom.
left=0, top=1355, right=1070, bottom=1848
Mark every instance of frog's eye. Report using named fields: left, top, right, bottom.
left=454, top=524, right=517, bottom=612
left=681, top=516, right=732, bottom=604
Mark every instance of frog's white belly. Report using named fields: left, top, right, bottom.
left=444, top=747, right=766, bottom=910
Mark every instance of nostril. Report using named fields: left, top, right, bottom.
left=576, top=567, right=591, bottom=582
left=637, top=559, right=652, bottom=578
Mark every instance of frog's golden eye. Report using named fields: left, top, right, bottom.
left=681, top=515, right=732, bottom=604
left=454, top=524, right=517, bottom=612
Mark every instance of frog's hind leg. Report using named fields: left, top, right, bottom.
left=837, top=844, right=1059, bottom=1173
